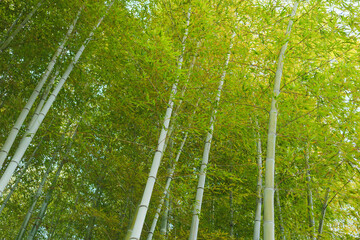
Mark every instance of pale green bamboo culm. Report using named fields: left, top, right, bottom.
left=188, top=30, right=236, bottom=240
left=160, top=193, right=170, bottom=236
left=317, top=188, right=330, bottom=239
left=306, top=144, right=316, bottom=240
left=253, top=119, right=263, bottom=240
left=27, top=70, right=59, bottom=131
left=263, top=2, right=299, bottom=240
left=146, top=132, right=189, bottom=240
left=129, top=7, right=191, bottom=240
left=146, top=53, right=200, bottom=240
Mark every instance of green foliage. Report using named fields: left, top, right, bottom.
left=0, top=0, right=359, bottom=239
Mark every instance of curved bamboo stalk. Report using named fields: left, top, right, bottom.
left=263, top=2, right=299, bottom=239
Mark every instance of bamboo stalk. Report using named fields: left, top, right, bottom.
left=263, top=2, right=299, bottom=239
left=306, top=144, right=316, bottom=240
left=129, top=7, right=191, bottom=239
left=188, top=30, right=236, bottom=240
left=317, top=188, right=330, bottom=239
left=253, top=120, right=263, bottom=240
left=146, top=132, right=189, bottom=240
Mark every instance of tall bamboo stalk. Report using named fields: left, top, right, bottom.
left=129, top=7, right=191, bottom=239
left=188, top=30, right=236, bottom=240
left=27, top=70, right=59, bottom=130
left=263, top=2, right=299, bottom=239
left=159, top=193, right=169, bottom=236
left=146, top=131, right=189, bottom=240
left=16, top=130, right=67, bottom=240
left=306, top=144, right=316, bottom=240
left=85, top=186, right=102, bottom=240
left=230, top=191, right=234, bottom=238
left=27, top=160, right=64, bottom=239
left=162, top=43, right=199, bottom=155
left=2, top=8, right=25, bottom=44
left=27, top=124, right=79, bottom=239
left=146, top=51, right=199, bottom=240
left=0, top=2, right=114, bottom=195
left=0, top=0, right=44, bottom=52
left=0, top=6, right=83, bottom=169
left=253, top=120, right=263, bottom=240
left=317, top=188, right=330, bottom=239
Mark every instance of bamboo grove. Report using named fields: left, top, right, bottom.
left=0, top=0, right=359, bottom=239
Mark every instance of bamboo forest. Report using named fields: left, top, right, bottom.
left=0, top=0, right=359, bottom=239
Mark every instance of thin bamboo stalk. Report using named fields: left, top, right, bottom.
left=146, top=132, right=189, bottom=240
left=306, top=144, right=316, bottom=240
left=188, top=30, right=236, bottom=240
left=1, top=8, right=25, bottom=44
left=159, top=193, right=169, bottom=236
left=146, top=49, right=199, bottom=240
left=27, top=70, right=59, bottom=130
left=129, top=7, right=191, bottom=240
left=16, top=130, right=67, bottom=240
left=317, top=188, right=330, bottom=239
left=162, top=43, right=199, bottom=155
left=0, top=0, right=44, bottom=52
left=27, top=124, right=79, bottom=239
left=253, top=120, right=263, bottom=240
